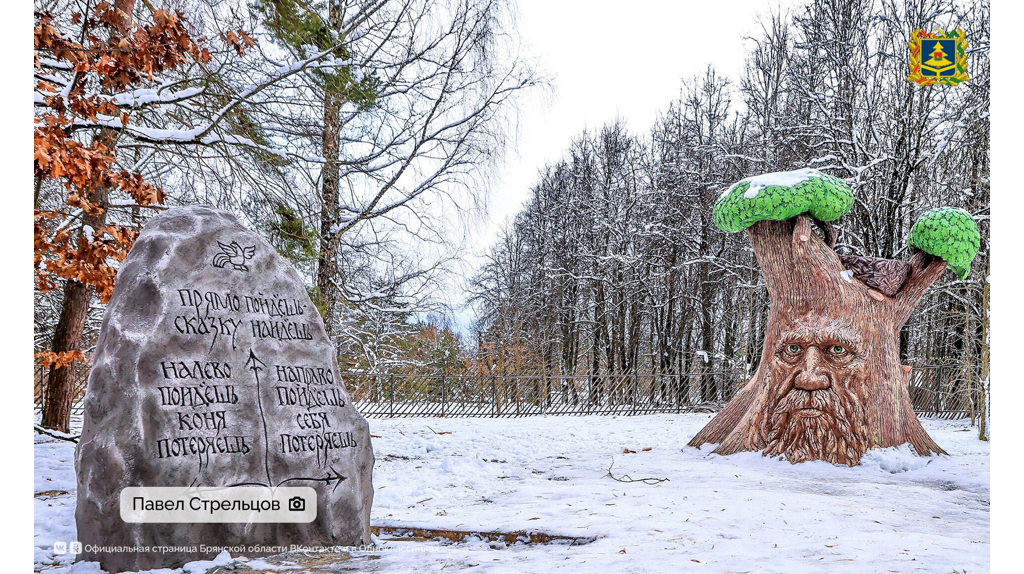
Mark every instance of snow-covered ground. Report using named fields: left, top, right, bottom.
left=35, top=414, right=989, bottom=573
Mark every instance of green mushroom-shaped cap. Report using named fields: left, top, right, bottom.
left=713, top=168, right=854, bottom=233
left=907, top=207, right=980, bottom=280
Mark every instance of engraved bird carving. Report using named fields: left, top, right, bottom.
left=212, top=241, right=256, bottom=271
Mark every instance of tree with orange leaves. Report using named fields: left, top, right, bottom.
left=33, top=1, right=285, bottom=432
left=35, top=1, right=202, bottom=432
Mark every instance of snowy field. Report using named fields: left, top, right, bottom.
left=35, top=414, right=989, bottom=574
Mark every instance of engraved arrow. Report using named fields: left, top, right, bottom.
left=278, top=466, right=348, bottom=493
left=246, top=349, right=273, bottom=487
left=245, top=349, right=267, bottom=374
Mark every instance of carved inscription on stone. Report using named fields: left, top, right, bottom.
left=146, top=283, right=352, bottom=482
left=76, top=206, right=373, bottom=573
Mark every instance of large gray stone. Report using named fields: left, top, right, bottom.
left=75, top=205, right=374, bottom=572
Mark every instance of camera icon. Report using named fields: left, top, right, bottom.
left=288, top=496, right=305, bottom=512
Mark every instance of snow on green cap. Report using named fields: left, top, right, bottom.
left=907, top=207, right=980, bottom=280
left=713, top=168, right=853, bottom=233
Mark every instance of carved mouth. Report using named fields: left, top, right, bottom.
left=796, top=408, right=824, bottom=418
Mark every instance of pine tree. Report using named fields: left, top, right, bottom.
left=924, top=40, right=952, bottom=69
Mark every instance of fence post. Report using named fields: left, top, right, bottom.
left=675, top=375, right=680, bottom=414
left=935, top=366, right=942, bottom=417
left=626, top=374, right=634, bottom=413
left=441, top=374, right=447, bottom=417
left=35, top=365, right=43, bottom=413
left=587, top=376, right=592, bottom=415
left=389, top=375, right=394, bottom=418
left=491, top=374, right=497, bottom=417
left=515, top=376, right=520, bottom=415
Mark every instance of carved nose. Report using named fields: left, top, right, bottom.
left=792, top=347, right=830, bottom=391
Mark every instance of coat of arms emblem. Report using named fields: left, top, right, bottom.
left=908, top=29, right=969, bottom=86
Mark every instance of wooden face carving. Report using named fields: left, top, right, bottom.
left=753, top=319, right=871, bottom=466
left=688, top=217, right=950, bottom=462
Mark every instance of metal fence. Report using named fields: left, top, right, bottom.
left=33, top=364, right=88, bottom=417
left=906, top=364, right=987, bottom=420
left=347, top=372, right=748, bottom=418
left=347, top=365, right=987, bottom=420
left=33, top=364, right=986, bottom=422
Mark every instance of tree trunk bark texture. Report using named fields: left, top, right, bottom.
left=41, top=279, right=93, bottom=432
left=40, top=0, right=134, bottom=433
left=41, top=183, right=111, bottom=433
left=315, top=0, right=345, bottom=337
left=688, top=215, right=946, bottom=466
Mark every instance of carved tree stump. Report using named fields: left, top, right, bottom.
left=688, top=215, right=947, bottom=466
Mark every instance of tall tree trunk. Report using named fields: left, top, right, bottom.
left=42, top=281, right=94, bottom=432
left=689, top=215, right=946, bottom=465
left=40, top=0, right=133, bottom=433
left=697, top=212, right=714, bottom=401
left=979, top=257, right=989, bottom=441
left=316, top=1, right=344, bottom=336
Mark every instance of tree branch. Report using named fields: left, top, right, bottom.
left=811, top=217, right=837, bottom=248
left=894, top=250, right=947, bottom=325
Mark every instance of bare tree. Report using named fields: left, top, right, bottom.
left=247, top=0, right=542, bottom=338
left=469, top=0, right=989, bottom=425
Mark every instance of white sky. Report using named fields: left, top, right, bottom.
left=482, top=0, right=799, bottom=235
left=454, top=0, right=799, bottom=327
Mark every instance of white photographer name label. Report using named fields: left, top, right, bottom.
left=120, top=487, right=317, bottom=523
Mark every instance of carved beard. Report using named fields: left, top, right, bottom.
left=756, top=372, right=870, bottom=466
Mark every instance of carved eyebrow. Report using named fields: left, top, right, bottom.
left=814, top=329, right=858, bottom=349
left=778, top=334, right=812, bottom=348
left=780, top=325, right=817, bottom=342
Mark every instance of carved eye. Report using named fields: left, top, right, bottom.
left=830, top=345, right=846, bottom=355
left=786, top=344, right=801, bottom=354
